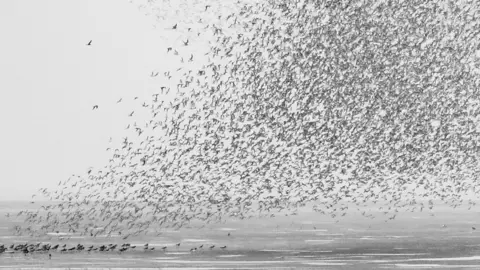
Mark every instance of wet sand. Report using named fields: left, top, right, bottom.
left=1, top=201, right=480, bottom=269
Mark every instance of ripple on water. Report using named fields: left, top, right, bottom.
left=407, top=256, right=480, bottom=261
left=304, top=240, right=334, bottom=244
left=303, top=262, right=350, bottom=266
left=183, top=239, right=210, bottom=242
left=391, top=264, right=480, bottom=268
left=217, top=254, right=245, bottom=258
left=364, top=253, right=430, bottom=256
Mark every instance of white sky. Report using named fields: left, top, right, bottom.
left=0, top=0, right=184, bottom=200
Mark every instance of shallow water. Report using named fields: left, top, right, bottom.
left=2, top=201, right=480, bottom=269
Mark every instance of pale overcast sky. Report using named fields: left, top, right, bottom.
left=0, top=0, right=195, bottom=200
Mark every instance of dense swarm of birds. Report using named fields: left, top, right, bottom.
left=12, top=0, right=480, bottom=238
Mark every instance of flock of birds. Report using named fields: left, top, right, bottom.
left=0, top=241, right=227, bottom=258
left=10, top=0, right=480, bottom=239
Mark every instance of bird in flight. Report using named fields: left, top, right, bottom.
left=92, top=105, right=99, bottom=110
left=117, top=98, right=122, bottom=103
left=172, top=23, right=177, bottom=30
left=183, top=39, right=189, bottom=46
left=205, top=5, right=211, bottom=11
left=87, top=40, right=92, bottom=46
left=129, top=111, right=134, bottom=117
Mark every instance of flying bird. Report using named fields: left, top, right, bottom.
left=92, top=105, right=99, bottom=110
left=86, top=40, right=92, bottom=46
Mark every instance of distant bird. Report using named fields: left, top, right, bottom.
left=92, top=105, right=99, bottom=110
left=117, top=98, right=122, bottom=103
left=220, top=246, right=227, bottom=250
left=86, top=40, right=92, bottom=46
left=49, top=253, right=51, bottom=259
left=205, top=5, right=210, bottom=11
left=172, top=23, right=177, bottom=29
left=129, top=111, right=134, bottom=117
left=228, top=232, right=231, bottom=236
left=167, top=47, right=172, bottom=52
left=473, top=227, right=476, bottom=231
left=161, top=246, right=167, bottom=251
left=209, top=245, right=215, bottom=249
left=183, top=39, right=189, bottom=46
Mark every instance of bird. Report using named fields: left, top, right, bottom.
left=86, top=40, right=92, bottom=46
left=205, top=5, right=210, bottom=11
left=473, top=227, right=476, bottom=231
left=129, top=111, right=134, bottom=117
left=92, top=105, right=99, bottom=110
left=220, top=246, right=227, bottom=250
left=172, top=23, right=177, bottom=29
left=183, top=39, right=189, bottom=46
left=117, top=98, right=122, bottom=103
